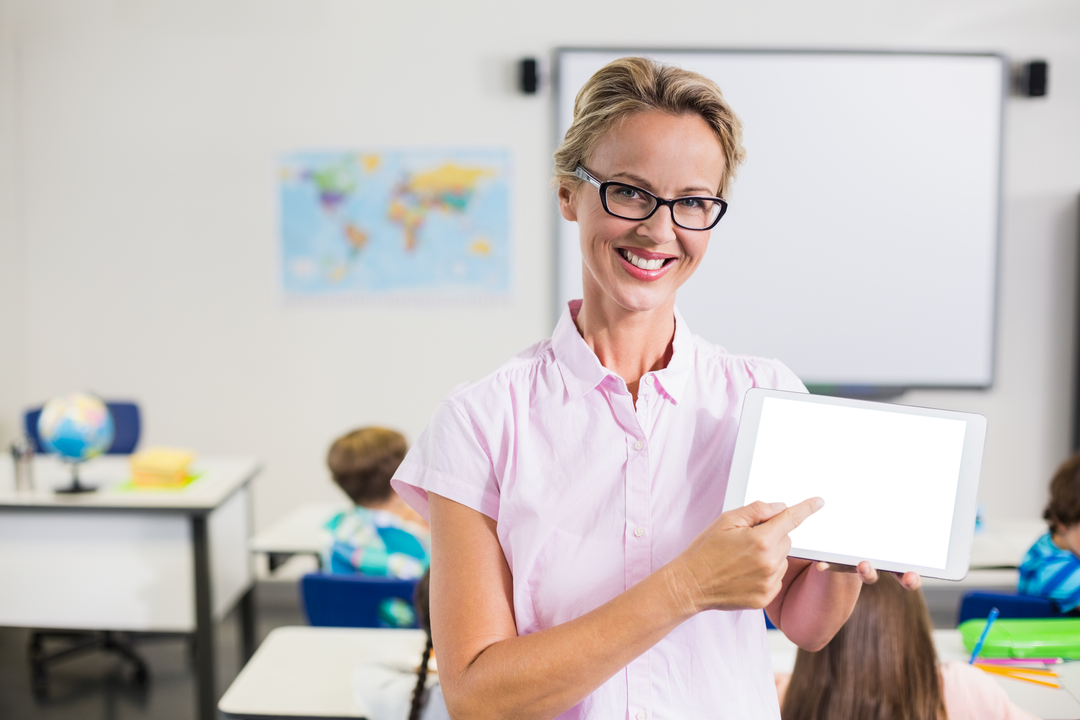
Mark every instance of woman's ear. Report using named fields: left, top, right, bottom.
left=558, top=182, right=578, bottom=222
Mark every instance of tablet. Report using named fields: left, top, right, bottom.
left=724, top=388, right=987, bottom=580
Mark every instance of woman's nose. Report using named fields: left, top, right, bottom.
left=637, top=205, right=678, bottom=244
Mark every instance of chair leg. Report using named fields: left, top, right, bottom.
left=102, top=632, right=150, bottom=686
left=26, top=630, right=152, bottom=693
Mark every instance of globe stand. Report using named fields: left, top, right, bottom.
left=54, top=462, right=97, bottom=494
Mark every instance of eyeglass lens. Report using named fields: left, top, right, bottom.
left=603, top=183, right=722, bottom=230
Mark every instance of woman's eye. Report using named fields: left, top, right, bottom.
left=614, top=186, right=640, bottom=199
left=676, top=198, right=704, bottom=209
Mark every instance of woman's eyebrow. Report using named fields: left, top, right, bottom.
left=609, top=171, right=716, bottom=196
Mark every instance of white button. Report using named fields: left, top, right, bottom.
left=644, top=375, right=654, bottom=385
left=634, top=440, right=644, bottom=451
left=634, top=527, right=645, bottom=538
left=636, top=712, right=647, bottom=720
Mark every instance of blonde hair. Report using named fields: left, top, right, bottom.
left=326, top=427, right=407, bottom=505
left=553, top=56, right=745, bottom=198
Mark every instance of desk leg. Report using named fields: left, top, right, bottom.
left=239, top=586, right=256, bottom=660
left=192, top=515, right=216, bottom=720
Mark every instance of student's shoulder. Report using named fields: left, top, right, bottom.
left=1021, top=533, right=1077, bottom=566
left=939, top=661, right=1039, bottom=720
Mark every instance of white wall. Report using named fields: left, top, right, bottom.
left=2, top=0, right=1078, bottom=530
left=0, top=0, right=23, bottom=446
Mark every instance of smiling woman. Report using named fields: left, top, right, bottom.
left=390, top=56, right=913, bottom=720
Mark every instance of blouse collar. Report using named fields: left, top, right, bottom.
left=552, top=299, right=692, bottom=405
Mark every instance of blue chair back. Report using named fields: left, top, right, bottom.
left=25, top=401, right=141, bottom=455
left=300, top=573, right=419, bottom=628
left=957, top=590, right=1063, bottom=625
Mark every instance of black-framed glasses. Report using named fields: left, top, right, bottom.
left=575, top=165, right=728, bottom=231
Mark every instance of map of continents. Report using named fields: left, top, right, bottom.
left=280, top=150, right=510, bottom=298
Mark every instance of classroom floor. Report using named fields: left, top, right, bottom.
left=0, top=581, right=305, bottom=720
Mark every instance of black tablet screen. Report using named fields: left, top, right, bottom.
left=747, top=399, right=967, bottom=569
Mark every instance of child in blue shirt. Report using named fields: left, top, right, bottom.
left=1018, top=450, right=1080, bottom=612
left=321, top=427, right=430, bottom=580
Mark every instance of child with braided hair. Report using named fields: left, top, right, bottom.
left=351, top=569, right=448, bottom=720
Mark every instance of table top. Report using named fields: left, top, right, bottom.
left=249, top=501, right=346, bottom=554
left=0, top=455, right=261, bottom=512
left=219, top=626, right=427, bottom=719
left=968, top=519, right=1047, bottom=569
left=220, top=625, right=1080, bottom=720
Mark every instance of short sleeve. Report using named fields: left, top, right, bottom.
left=747, top=357, right=808, bottom=394
left=392, top=399, right=501, bottom=522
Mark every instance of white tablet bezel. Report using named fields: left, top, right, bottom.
left=724, top=388, right=987, bottom=581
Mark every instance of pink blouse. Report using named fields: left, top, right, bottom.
left=394, top=300, right=805, bottom=719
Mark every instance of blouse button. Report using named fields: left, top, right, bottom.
left=634, top=440, right=644, bottom=451
left=634, top=527, right=645, bottom=538
left=636, top=712, right=647, bottom=720
left=643, top=375, right=654, bottom=385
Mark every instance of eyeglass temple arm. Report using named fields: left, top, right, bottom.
left=575, top=165, right=602, bottom=188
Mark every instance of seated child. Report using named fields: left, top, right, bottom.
left=777, top=574, right=1036, bottom=720
left=322, top=427, right=430, bottom=580
left=352, top=569, right=449, bottom=720
left=1019, top=449, right=1080, bottom=612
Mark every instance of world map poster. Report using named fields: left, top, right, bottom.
left=279, top=149, right=510, bottom=300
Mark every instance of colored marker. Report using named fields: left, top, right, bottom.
left=969, top=607, right=1000, bottom=664
left=977, top=657, right=1063, bottom=666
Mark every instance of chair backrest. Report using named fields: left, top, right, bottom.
left=957, top=590, right=1062, bottom=625
left=24, top=401, right=141, bottom=455
left=300, top=573, right=419, bottom=628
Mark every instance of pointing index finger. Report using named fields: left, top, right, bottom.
left=766, top=497, right=823, bottom=537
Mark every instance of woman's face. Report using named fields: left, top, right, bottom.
left=559, top=110, right=726, bottom=317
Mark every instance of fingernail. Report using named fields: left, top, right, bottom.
left=817, top=562, right=830, bottom=571
left=813, top=497, right=824, bottom=510
left=770, top=502, right=787, bottom=511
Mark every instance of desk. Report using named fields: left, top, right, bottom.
left=969, top=519, right=1047, bottom=569
left=0, top=455, right=261, bottom=720
left=219, top=626, right=426, bottom=719
left=770, top=629, right=1080, bottom=720
left=249, top=501, right=346, bottom=572
left=220, top=626, right=1080, bottom=720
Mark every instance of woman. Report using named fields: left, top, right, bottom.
left=392, top=57, right=919, bottom=719
left=778, top=574, right=1037, bottom=720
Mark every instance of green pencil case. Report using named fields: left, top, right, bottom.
left=959, top=618, right=1080, bottom=659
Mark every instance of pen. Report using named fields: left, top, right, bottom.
left=974, top=664, right=1058, bottom=678
left=969, top=607, right=1000, bottom=664
left=976, top=665, right=1060, bottom=689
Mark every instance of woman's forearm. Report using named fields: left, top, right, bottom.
left=769, top=560, right=861, bottom=651
left=430, top=495, right=819, bottom=720
left=439, top=563, right=694, bottom=720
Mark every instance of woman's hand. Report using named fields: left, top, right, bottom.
left=814, top=560, right=922, bottom=590
left=670, top=498, right=823, bottom=614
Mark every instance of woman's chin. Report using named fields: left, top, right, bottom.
left=596, top=286, right=678, bottom=316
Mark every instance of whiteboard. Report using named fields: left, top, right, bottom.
left=556, top=50, right=1005, bottom=390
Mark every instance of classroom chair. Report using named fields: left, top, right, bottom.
left=301, top=573, right=420, bottom=628
left=22, top=400, right=146, bottom=694
left=957, top=590, right=1066, bottom=625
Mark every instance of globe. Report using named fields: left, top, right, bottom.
left=37, top=393, right=115, bottom=463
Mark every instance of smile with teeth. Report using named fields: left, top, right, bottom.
left=619, top=248, right=673, bottom=271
